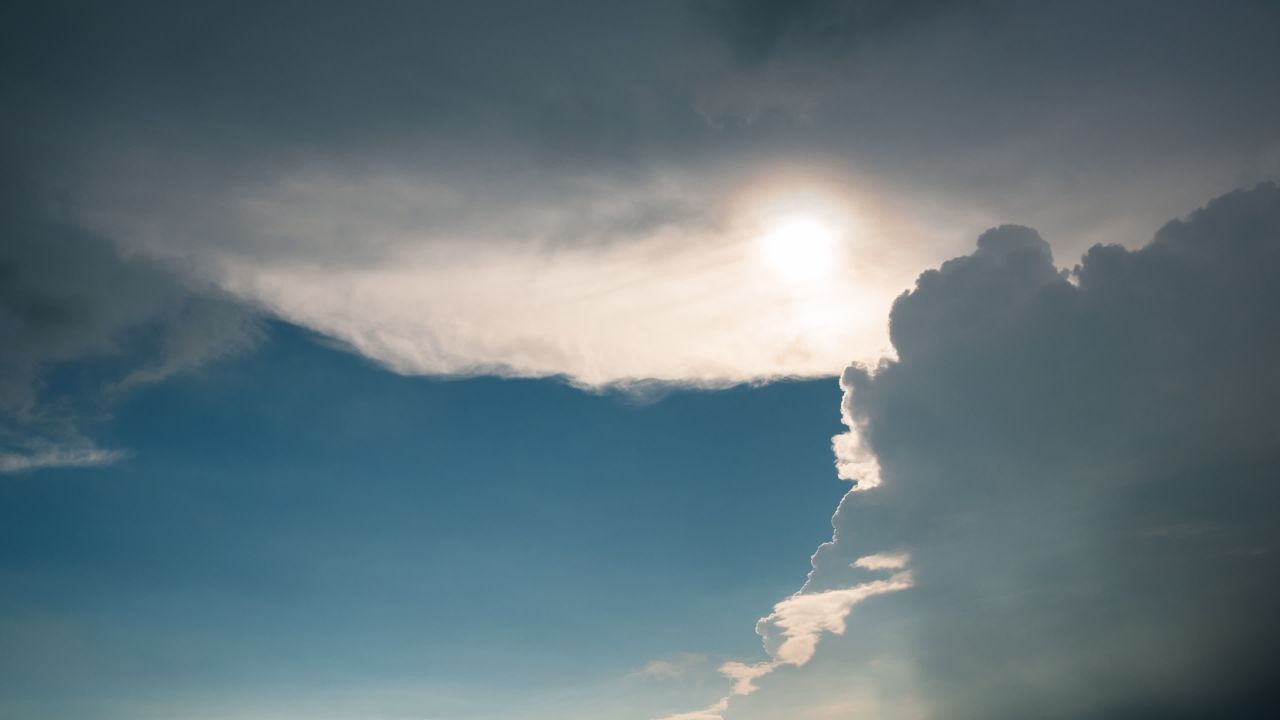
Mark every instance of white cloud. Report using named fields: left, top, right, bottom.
left=831, top=427, right=882, bottom=490
left=637, top=654, right=709, bottom=681
left=661, top=553, right=913, bottom=718
left=718, top=661, right=776, bottom=696
left=81, top=166, right=912, bottom=390
left=758, top=571, right=914, bottom=667
left=852, top=552, right=911, bottom=571
left=0, top=444, right=127, bottom=474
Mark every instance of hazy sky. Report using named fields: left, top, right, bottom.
left=3, top=2, right=1280, bottom=719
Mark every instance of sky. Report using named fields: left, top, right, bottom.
left=2, top=2, right=1280, bottom=719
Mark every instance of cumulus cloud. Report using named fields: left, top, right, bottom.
left=831, top=412, right=882, bottom=489
left=725, top=183, right=1280, bottom=719
left=664, top=183, right=1280, bottom=719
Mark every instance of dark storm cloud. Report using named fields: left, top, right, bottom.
left=777, top=184, right=1280, bottom=719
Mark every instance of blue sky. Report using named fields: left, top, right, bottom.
left=2, top=322, right=848, bottom=719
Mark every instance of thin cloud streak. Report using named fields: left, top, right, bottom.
left=0, top=444, right=127, bottom=474
left=660, top=552, right=913, bottom=719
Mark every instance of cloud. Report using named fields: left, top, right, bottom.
left=108, top=298, right=263, bottom=393
left=851, top=552, right=910, bottom=571
left=0, top=166, right=261, bottom=471
left=0, top=442, right=126, bottom=474
left=636, top=654, right=710, bottom=681
left=718, top=661, right=774, bottom=696
left=758, top=570, right=913, bottom=667
left=662, top=556, right=912, bottom=718
left=754, top=183, right=1280, bottom=719
left=664, top=183, right=1280, bottom=719
left=831, top=414, right=882, bottom=490
left=6, top=1, right=1278, bottom=410
left=199, top=191, right=892, bottom=388
left=695, top=0, right=961, bottom=67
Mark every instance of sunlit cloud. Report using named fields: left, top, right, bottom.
left=756, top=214, right=838, bottom=283
left=661, top=552, right=913, bottom=719
left=760, top=569, right=914, bottom=667
left=718, top=660, right=775, bottom=696
left=0, top=444, right=127, bottom=474
left=852, top=552, right=911, bottom=571
left=83, top=168, right=911, bottom=390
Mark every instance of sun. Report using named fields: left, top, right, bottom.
left=757, top=213, right=838, bottom=282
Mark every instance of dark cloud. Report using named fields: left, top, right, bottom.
left=8, top=1, right=1277, bottom=261
left=786, top=183, right=1280, bottom=718
left=693, top=1, right=1280, bottom=258
left=0, top=166, right=259, bottom=471
left=696, top=0, right=962, bottom=66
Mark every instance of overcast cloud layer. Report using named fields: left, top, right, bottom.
left=5, top=2, right=1280, bottom=421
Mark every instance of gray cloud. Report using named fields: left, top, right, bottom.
left=0, top=167, right=260, bottom=471
left=718, top=183, right=1280, bottom=719
left=695, top=0, right=962, bottom=66
left=695, top=1, right=1280, bottom=257
left=3, top=2, right=1279, bottom=466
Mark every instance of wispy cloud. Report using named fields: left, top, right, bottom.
left=0, top=444, right=127, bottom=474
left=659, top=553, right=913, bottom=719
left=760, top=569, right=913, bottom=667
left=636, top=654, right=710, bottom=681
left=717, top=661, right=774, bottom=696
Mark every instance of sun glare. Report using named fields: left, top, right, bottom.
left=758, top=214, right=838, bottom=282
